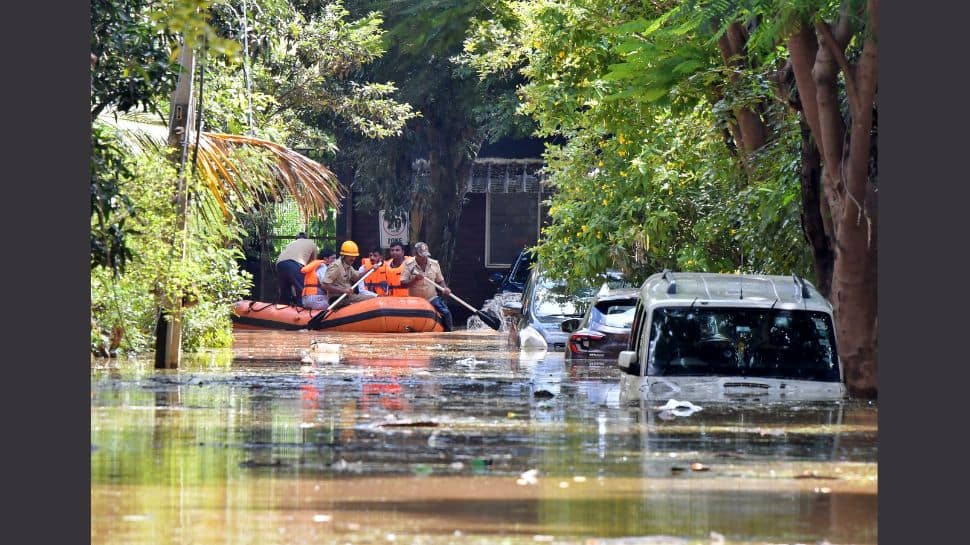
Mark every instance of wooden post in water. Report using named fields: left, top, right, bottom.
left=155, top=41, right=196, bottom=369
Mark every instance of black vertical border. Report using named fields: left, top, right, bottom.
left=882, top=1, right=967, bottom=544
left=3, top=2, right=92, bottom=543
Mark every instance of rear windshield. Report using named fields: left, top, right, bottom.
left=509, top=252, right=535, bottom=286
left=646, top=307, right=840, bottom=382
left=590, top=298, right=638, bottom=329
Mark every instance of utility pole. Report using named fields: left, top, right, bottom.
left=155, top=41, right=196, bottom=369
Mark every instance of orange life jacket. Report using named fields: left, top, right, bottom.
left=383, top=256, right=414, bottom=297
left=360, top=258, right=389, bottom=296
left=300, top=260, right=326, bottom=297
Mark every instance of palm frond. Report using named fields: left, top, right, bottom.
left=97, top=113, right=345, bottom=219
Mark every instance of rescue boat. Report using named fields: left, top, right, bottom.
left=232, top=296, right=444, bottom=332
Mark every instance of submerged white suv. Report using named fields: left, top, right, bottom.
left=617, top=271, right=846, bottom=402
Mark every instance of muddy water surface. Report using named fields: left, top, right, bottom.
left=91, top=329, right=877, bottom=545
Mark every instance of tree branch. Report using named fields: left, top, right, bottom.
left=788, top=24, right=822, bottom=150
left=869, top=0, right=879, bottom=38
left=816, top=20, right=858, bottom=111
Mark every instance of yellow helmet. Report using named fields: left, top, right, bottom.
left=340, top=240, right=360, bottom=257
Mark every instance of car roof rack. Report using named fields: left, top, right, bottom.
left=661, top=269, right=677, bottom=294
left=791, top=273, right=811, bottom=299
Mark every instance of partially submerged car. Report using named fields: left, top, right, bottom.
left=617, top=271, right=846, bottom=402
left=562, top=286, right=640, bottom=362
left=505, top=267, right=629, bottom=351
left=488, top=248, right=535, bottom=294
left=513, top=266, right=587, bottom=350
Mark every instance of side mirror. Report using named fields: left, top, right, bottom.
left=618, top=351, right=640, bottom=375
left=501, top=300, right=523, bottom=316
left=560, top=318, right=581, bottom=333
left=489, top=272, right=505, bottom=288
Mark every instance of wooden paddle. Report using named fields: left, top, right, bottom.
left=407, top=265, right=503, bottom=331
left=306, top=261, right=382, bottom=329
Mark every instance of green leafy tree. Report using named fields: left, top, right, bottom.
left=91, top=125, right=138, bottom=274
left=91, top=149, right=253, bottom=355
left=462, top=0, right=877, bottom=396
left=335, top=0, right=532, bottom=273
left=91, top=0, right=414, bottom=354
left=610, top=0, right=878, bottom=394
left=460, top=0, right=809, bottom=284
left=203, top=0, right=417, bottom=147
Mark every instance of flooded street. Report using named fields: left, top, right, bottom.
left=92, top=329, right=877, bottom=545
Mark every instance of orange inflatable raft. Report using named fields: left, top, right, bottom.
left=231, top=296, right=444, bottom=332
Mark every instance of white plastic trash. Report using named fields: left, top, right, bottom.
left=518, top=325, right=548, bottom=351
left=659, top=398, right=703, bottom=417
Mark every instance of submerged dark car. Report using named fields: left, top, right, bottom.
left=489, top=248, right=536, bottom=294
left=563, top=287, right=640, bottom=362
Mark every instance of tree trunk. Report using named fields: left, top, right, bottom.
left=423, top=123, right=474, bottom=277
left=715, top=22, right=768, bottom=156
left=797, top=119, right=834, bottom=297
left=789, top=1, right=878, bottom=397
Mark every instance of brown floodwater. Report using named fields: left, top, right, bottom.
left=91, top=329, right=877, bottom=545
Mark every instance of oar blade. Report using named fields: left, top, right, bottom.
left=307, top=308, right=332, bottom=329
left=476, top=309, right=503, bottom=331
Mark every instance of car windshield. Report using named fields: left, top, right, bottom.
left=646, top=307, right=840, bottom=382
left=590, top=298, right=637, bottom=329
left=533, top=280, right=585, bottom=320
left=509, top=253, right=535, bottom=286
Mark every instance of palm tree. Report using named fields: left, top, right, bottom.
left=99, top=112, right=345, bottom=221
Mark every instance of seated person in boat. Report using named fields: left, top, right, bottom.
left=300, top=250, right=333, bottom=310
left=319, top=247, right=337, bottom=266
left=321, top=240, right=378, bottom=308
left=382, top=242, right=413, bottom=297
left=399, top=241, right=453, bottom=331
left=358, top=247, right=387, bottom=297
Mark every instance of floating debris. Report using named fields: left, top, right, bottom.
left=309, top=341, right=341, bottom=353
left=517, top=468, right=539, bottom=486
left=533, top=389, right=556, bottom=399
left=658, top=399, right=703, bottom=417
left=585, top=536, right=689, bottom=545
left=455, top=356, right=486, bottom=365
left=379, top=420, right=439, bottom=428
left=239, top=459, right=288, bottom=468
left=794, top=470, right=839, bottom=480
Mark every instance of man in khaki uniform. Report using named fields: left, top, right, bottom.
left=399, top=242, right=453, bottom=331
left=321, top=240, right=377, bottom=309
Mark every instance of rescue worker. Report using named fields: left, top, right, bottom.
left=299, top=249, right=334, bottom=310
left=319, top=247, right=337, bottom=266
left=358, top=248, right=387, bottom=296
left=275, top=233, right=317, bottom=306
left=321, top=240, right=378, bottom=309
left=399, top=241, right=453, bottom=331
left=382, top=242, right=413, bottom=297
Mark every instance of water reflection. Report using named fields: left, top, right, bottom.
left=92, top=330, right=876, bottom=545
